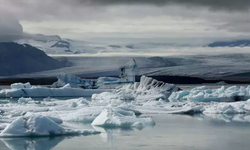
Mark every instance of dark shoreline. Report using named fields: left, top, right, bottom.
left=1, top=75, right=250, bottom=86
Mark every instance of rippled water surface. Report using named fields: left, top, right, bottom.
left=1, top=114, right=250, bottom=150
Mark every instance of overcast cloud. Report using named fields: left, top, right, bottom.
left=0, top=0, right=249, bottom=43
left=0, top=16, right=23, bottom=42
left=74, top=0, right=250, bottom=11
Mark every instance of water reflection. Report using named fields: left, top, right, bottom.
left=92, top=125, right=155, bottom=142
left=1, top=137, right=65, bottom=150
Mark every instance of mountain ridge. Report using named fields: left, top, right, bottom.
left=207, top=39, right=250, bottom=47
left=0, top=42, right=67, bottom=76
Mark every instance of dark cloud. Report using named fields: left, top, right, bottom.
left=0, top=0, right=250, bottom=41
left=0, top=17, right=23, bottom=42
left=75, top=0, right=250, bottom=11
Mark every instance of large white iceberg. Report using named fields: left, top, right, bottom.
left=0, top=115, right=100, bottom=137
left=93, top=75, right=179, bottom=102
left=91, top=105, right=155, bottom=128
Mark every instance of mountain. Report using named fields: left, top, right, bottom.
left=0, top=42, right=67, bottom=76
left=16, top=34, right=197, bottom=55
left=207, top=39, right=250, bottom=47
left=16, top=34, right=109, bottom=54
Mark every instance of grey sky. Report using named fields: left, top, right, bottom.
left=74, top=0, right=250, bottom=11
left=0, top=0, right=249, bottom=43
left=0, top=16, right=23, bottom=42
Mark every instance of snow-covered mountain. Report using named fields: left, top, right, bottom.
left=207, top=39, right=250, bottom=47
left=16, top=34, right=196, bottom=55
left=16, top=34, right=108, bottom=54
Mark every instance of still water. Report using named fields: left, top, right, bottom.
left=1, top=114, right=250, bottom=150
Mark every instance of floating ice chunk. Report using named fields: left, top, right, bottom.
left=0, top=115, right=100, bottom=137
left=58, top=106, right=103, bottom=123
left=187, top=92, right=205, bottom=102
left=68, top=98, right=90, bottom=108
left=0, top=85, right=109, bottom=98
left=203, top=101, right=250, bottom=114
left=23, top=113, right=63, bottom=125
left=18, top=97, right=33, bottom=104
left=11, top=82, right=31, bottom=89
left=0, top=115, right=65, bottom=137
left=169, top=91, right=190, bottom=102
left=91, top=105, right=155, bottom=128
left=43, top=97, right=56, bottom=102
left=216, top=81, right=227, bottom=85
left=69, top=102, right=78, bottom=108
left=143, top=99, right=167, bottom=107
left=93, top=76, right=179, bottom=102
left=191, top=86, right=208, bottom=91
left=169, top=85, right=250, bottom=102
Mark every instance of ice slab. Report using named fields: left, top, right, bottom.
left=0, top=84, right=110, bottom=98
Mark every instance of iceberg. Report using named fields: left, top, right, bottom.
left=18, top=97, right=34, bottom=104
left=11, top=82, right=32, bottom=89
left=0, top=115, right=100, bottom=137
left=169, top=85, right=250, bottom=102
left=97, top=59, right=137, bottom=89
left=52, top=59, right=137, bottom=89
left=91, top=105, right=155, bottom=128
left=93, top=76, right=179, bottom=102
left=52, top=74, right=97, bottom=89
left=0, top=84, right=110, bottom=98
